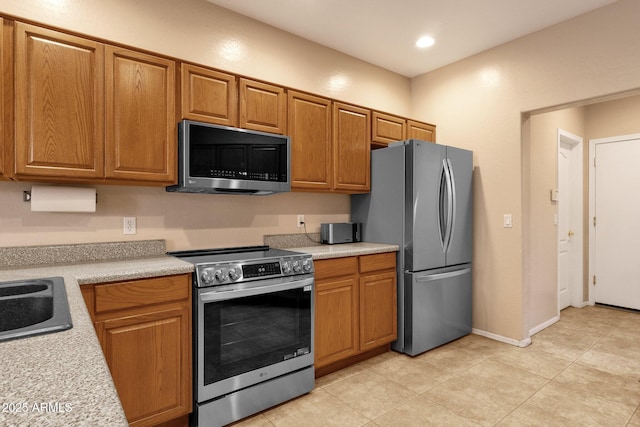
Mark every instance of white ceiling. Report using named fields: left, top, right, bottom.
left=206, top=0, right=617, bottom=77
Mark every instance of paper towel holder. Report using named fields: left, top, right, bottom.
left=23, top=190, right=98, bottom=203
left=23, top=186, right=98, bottom=212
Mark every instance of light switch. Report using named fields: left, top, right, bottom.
left=504, top=214, right=513, bottom=228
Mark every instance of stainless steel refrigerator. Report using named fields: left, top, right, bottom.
left=352, top=140, right=473, bottom=356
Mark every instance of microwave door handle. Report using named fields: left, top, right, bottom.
left=199, top=277, right=314, bottom=302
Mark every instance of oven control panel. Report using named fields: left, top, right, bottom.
left=196, top=255, right=313, bottom=287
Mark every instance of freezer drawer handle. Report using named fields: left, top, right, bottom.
left=416, top=268, right=471, bottom=282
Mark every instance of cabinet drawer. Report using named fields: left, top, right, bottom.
left=314, top=257, right=358, bottom=281
left=95, top=274, right=190, bottom=314
left=359, top=252, right=396, bottom=274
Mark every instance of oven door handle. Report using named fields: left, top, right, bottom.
left=199, top=276, right=314, bottom=302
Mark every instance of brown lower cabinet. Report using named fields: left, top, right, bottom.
left=314, top=252, right=397, bottom=376
left=81, top=274, right=192, bottom=427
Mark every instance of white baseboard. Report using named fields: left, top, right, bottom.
left=529, top=315, right=560, bottom=337
left=472, top=328, right=531, bottom=348
left=571, top=301, right=591, bottom=308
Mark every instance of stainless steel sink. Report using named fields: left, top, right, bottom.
left=0, top=277, right=73, bottom=342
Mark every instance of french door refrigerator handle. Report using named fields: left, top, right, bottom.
left=415, top=268, right=472, bottom=282
left=441, top=158, right=454, bottom=253
left=438, top=161, right=447, bottom=250
left=445, top=158, right=457, bottom=253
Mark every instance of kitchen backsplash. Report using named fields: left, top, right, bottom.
left=264, top=233, right=322, bottom=249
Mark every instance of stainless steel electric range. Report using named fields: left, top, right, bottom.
left=169, top=246, right=314, bottom=427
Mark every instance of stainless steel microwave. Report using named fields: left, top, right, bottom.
left=166, top=120, right=291, bottom=195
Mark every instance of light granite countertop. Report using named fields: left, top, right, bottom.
left=288, top=242, right=399, bottom=259
left=0, top=242, right=193, bottom=427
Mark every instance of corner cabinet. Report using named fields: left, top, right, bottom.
left=314, top=252, right=397, bottom=376
left=13, top=22, right=176, bottom=185
left=372, top=111, right=406, bottom=147
left=407, top=119, right=436, bottom=143
left=372, top=113, right=436, bottom=149
left=81, top=274, right=192, bottom=427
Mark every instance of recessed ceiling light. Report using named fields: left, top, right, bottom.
left=416, top=36, right=435, bottom=49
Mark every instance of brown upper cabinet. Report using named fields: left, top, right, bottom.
left=289, top=97, right=371, bottom=193
left=372, top=112, right=436, bottom=149
left=372, top=111, right=406, bottom=147
left=407, top=119, right=436, bottom=143
left=5, top=17, right=436, bottom=189
left=105, top=46, right=176, bottom=183
left=15, top=22, right=105, bottom=180
left=239, top=78, right=286, bottom=134
left=333, top=102, right=370, bottom=193
left=0, top=17, right=9, bottom=180
left=288, top=90, right=333, bottom=191
left=180, top=63, right=238, bottom=127
left=13, top=22, right=176, bottom=185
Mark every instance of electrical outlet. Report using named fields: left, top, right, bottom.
left=123, top=217, right=137, bottom=235
left=297, top=214, right=305, bottom=228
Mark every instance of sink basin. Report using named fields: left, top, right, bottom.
left=0, top=277, right=73, bottom=342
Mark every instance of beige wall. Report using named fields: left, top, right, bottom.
left=525, top=107, right=585, bottom=333
left=411, top=0, right=640, bottom=342
left=0, top=0, right=411, bottom=251
left=586, top=94, right=640, bottom=140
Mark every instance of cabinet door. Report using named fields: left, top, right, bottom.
left=14, top=23, right=105, bottom=179
left=105, top=46, right=176, bottom=183
left=0, top=18, right=8, bottom=179
left=96, top=304, right=191, bottom=427
left=315, top=276, right=359, bottom=368
left=372, top=111, right=406, bottom=146
left=181, top=63, right=237, bottom=126
left=359, top=271, right=397, bottom=352
left=288, top=90, right=332, bottom=191
left=407, top=119, right=436, bottom=143
left=239, top=78, right=286, bottom=134
left=333, top=102, right=370, bottom=192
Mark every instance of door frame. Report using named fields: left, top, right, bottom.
left=588, top=133, right=640, bottom=305
left=557, top=129, right=584, bottom=310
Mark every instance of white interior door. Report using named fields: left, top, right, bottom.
left=593, top=137, right=640, bottom=309
left=557, top=130, right=583, bottom=311
left=558, top=143, right=571, bottom=310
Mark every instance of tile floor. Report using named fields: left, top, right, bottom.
left=233, top=305, right=640, bottom=426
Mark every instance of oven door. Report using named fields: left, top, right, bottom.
left=195, top=275, right=314, bottom=403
